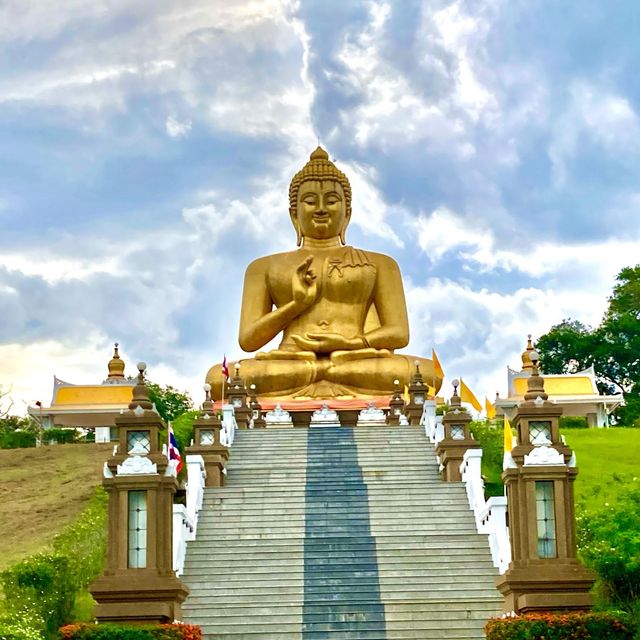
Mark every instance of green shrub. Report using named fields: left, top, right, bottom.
left=2, top=553, right=75, bottom=639
left=58, top=622, right=201, bottom=640
left=469, top=420, right=504, bottom=497
left=168, top=411, right=198, bottom=453
left=43, top=429, right=80, bottom=445
left=0, top=604, right=45, bottom=639
left=53, top=487, right=108, bottom=593
left=485, top=611, right=635, bottom=639
left=577, top=479, right=640, bottom=608
left=0, top=430, right=36, bottom=449
left=559, top=416, right=589, bottom=429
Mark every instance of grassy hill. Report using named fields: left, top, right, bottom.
left=0, top=442, right=111, bottom=571
left=562, top=427, right=640, bottom=510
left=0, top=428, right=637, bottom=574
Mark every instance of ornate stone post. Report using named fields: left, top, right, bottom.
left=386, top=379, right=405, bottom=426
left=227, top=364, right=251, bottom=429
left=90, top=363, right=188, bottom=623
left=435, top=379, right=480, bottom=481
left=248, top=384, right=266, bottom=428
left=496, top=350, right=594, bottom=613
left=405, top=361, right=427, bottom=426
left=186, top=383, right=230, bottom=487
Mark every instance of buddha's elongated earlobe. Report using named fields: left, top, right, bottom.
left=290, top=210, right=303, bottom=246
left=339, top=209, right=351, bottom=245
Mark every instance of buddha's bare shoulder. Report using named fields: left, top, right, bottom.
left=358, top=249, right=401, bottom=271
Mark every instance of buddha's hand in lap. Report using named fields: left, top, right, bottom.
left=292, top=255, right=319, bottom=312
left=291, top=332, right=367, bottom=352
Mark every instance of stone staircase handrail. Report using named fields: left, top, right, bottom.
left=221, top=404, right=236, bottom=447
left=460, top=448, right=511, bottom=574
left=174, top=454, right=207, bottom=576
left=186, top=455, right=206, bottom=529
left=173, top=504, right=195, bottom=576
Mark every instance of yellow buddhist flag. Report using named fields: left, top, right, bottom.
left=459, top=378, right=482, bottom=413
left=485, top=397, right=496, bottom=419
left=503, top=416, right=514, bottom=452
left=403, top=385, right=410, bottom=403
left=432, top=349, right=445, bottom=380
left=427, top=385, right=436, bottom=398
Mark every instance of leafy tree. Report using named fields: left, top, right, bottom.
left=146, top=383, right=193, bottom=424
left=536, top=265, right=640, bottom=424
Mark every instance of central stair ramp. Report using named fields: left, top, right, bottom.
left=181, top=426, right=503, bottom=639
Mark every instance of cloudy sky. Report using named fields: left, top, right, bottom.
left=1, top=0, right=639, bottom=414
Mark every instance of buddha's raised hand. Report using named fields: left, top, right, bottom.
left=291, top=255, right=319, bottom=311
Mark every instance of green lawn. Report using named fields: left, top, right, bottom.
left=561, top=428, right=640, bottom=510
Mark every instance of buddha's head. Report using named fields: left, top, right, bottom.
left=289, top=146, right=352, bottom=245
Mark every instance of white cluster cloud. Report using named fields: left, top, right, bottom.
left=1, top=0, right=639, bottom=418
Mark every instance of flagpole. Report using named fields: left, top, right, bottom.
left=221, top=377, right=226, bottom=413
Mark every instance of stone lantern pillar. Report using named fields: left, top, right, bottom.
left=186, top=383, right=230, bottom=487
left=435, top=379, right=481, bottom=481
left=496, top=350, right=594, bottom=613
left=227, top=363, right=251, bottom=429
left=248, top=384, right=266, bottom=428
left=90, top=363, right=188, bottom=624
left=405, top=361, right=428, bottom=426
left=386, top=379, right=405, bottom=426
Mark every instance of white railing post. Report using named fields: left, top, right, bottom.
left=433, top=416, right=444, bottom=446
left=460, top=449, right=485, bottom=526
left=186, top=454, right=206, bottom=535
left=420, top=400, right=436, bottom=441
left=221, top=403, right=236, bottom=447
left=482, top=496, right=511, bottom=574
left=460, top=448, right=511, bottom=574
left=172, top=504, right=194, bottom=576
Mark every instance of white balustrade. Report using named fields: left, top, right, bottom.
left=221, top=403, right=237, bottom=447
left=172, top=504, right=195, bottom=576
left=460, top=448, right=511, bottom=574
left=186, top=455, right=206, bottom=534
left=173, top=454, right=207, bottom=575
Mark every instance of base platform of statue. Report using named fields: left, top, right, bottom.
left=216, top=397, right=393, bottom=428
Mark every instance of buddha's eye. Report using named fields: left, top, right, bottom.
left=303, top=196, right=317, bottom=205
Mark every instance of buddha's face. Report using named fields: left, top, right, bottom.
left=296, top=180, right=346, bottom=240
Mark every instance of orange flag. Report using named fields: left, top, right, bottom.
left=432, top=349, right=445, bottom=380
left=485, top=397, right=496, bottom=419
left=460, top=378, right=482, bottom=413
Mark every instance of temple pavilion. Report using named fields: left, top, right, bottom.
left=495, top=336, right=623, bottom=427
left=27, top=344, right=135, bottom=442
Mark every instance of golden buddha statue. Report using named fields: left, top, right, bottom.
left=206, top=147, right=441, bottom=400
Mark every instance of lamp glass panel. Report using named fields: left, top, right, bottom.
left=232, top=397, right=242, bottom=408
left=414, top=393, right=425, bottom=405
left=451, top=425, right=465, bottom=440
left=199, top=429, right=214, bottom=445
left=535, top=481, right=557, bottom=558
left=529, top=420, right=552, bottom=445
left=128, top=490, right=147, bottom=568
left=127, top=430, right=150, bottom=454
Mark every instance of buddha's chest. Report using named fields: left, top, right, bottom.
left=268, top=250, right=377, bottom=305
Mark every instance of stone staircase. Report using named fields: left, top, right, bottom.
left=181, top=426, right=503, bottom=639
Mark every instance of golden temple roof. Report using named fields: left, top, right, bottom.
left=512, top=375, right=595, bottom=398
left=52, top=384, right=134, bottom=407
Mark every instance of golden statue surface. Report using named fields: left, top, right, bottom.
left=206, top=147, right=440, bottom=400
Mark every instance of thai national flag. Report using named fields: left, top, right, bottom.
left=221, top=355, right=229, bottom=381
left=168, top=424, right=183, bottom=474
